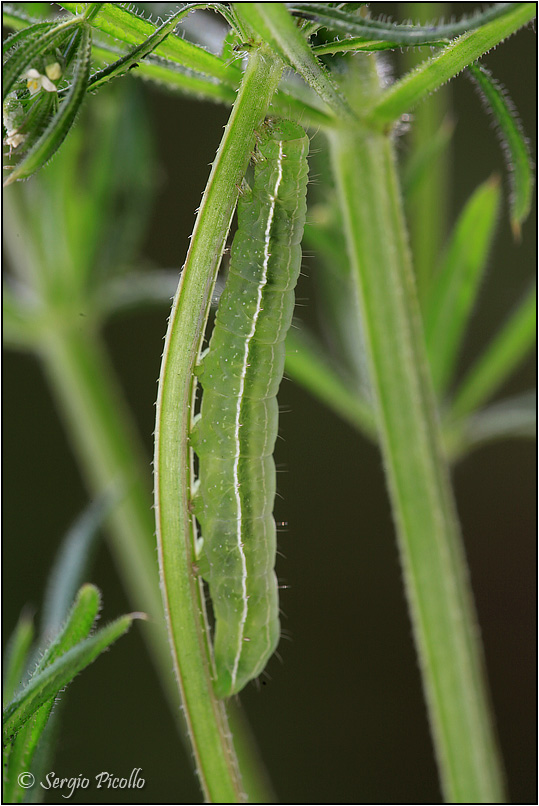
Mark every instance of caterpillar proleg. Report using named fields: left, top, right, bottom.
left=191, top=119, right=309, bottom=697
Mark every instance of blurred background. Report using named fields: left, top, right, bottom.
left=3, top=3, right=536, bottom=803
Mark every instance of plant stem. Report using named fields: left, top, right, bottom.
left=329, top=56, right=505, bottom=803
left=154, top=45, right=284, bottom=803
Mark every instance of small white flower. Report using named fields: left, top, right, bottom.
left=26, top=68, right=57, bottom=95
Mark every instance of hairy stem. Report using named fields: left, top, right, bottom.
left=330, top=56, right=505, bottom=803
left=154, top=45, right=284, bottom=802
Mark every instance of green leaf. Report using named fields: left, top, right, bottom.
left=4, top=25, right=91, bottom=186
left=450, top=284, right=537, bottom=419
left=58, top=1, right=240, bottom=85
left=3, top=613, right=135, bottom=745
left=87, top=6, right=196, bottom=92
left=236, top=3, right=350, bottom=119
left=289, top=2, right=519, bottom=45
left=367, top=4, right=536, bottom=129
left=285, top=328, right=377, bottom=438
left=446, top=391, right=536, bottom=460
left=424, top=177, right=501, bottom=396
left=3, top=612, right=34, bottom=705
left=41, top=498, right=114, bottom=641
left=402, top=116, right=454, bottom=201
left=2, top=19, right=56, bottom=56
left=468, top=63, right=534, bottom=237
left=38, top=584, right=101, bottom=673
left=2, top=17, right=80, bottom=101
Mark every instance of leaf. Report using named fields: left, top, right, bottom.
left=87, top=6, right=196, bottom=92
left=58, top=1, right=240, bottom=85
left=289, top=2, right=520, bottom=45
left=402, top=116, right=454, bottom=201
left=35, top=585, right=101, bottom=676
left=367, top=4, right=536, bottom=129
left=450, top=284, right=537, bottom=419
left=236, top=3, right=350, bottom=119
left=468, top=63, right=534, bottom=238
left=424, top=177, right=501, bottom=396
left=4, top=25, right=91, bottom=186
left=40, top=498, right=113, bottom=641
left=285, top=328, right=377, bottom=438
left=2, top=17, right=79, bottom=101
left=3, top=612, right=34, bottom=705
left=3, top=613, right=136, bottom=745
left=446, top=391, right=536, bottom=460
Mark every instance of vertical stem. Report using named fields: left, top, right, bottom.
left=154, top=46, right=284, bottom=802
left=330, top=56, right=504, bottom=803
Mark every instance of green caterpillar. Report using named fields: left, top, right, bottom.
left=191, top=119, right=309, bottom=698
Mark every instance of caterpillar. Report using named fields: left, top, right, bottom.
left=191, top=119, right=309, bottom=698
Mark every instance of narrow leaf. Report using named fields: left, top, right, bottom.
left=41, top=498, right=113, bottom=641
left=468, top=63, right=534, bottom=237
left=367, top=4, right=536, bottom=129
left=447, top=391, right=536, bottom=460
left=4, top=25, right=91, bottom=185
left=236, top=3, right=351, bottom=119
left=87, top=7, right=195, bottom=92
left=3, top=612, right=34, bottom=704
left=3, top=17, right=79, bottom=101
left=3, top=614, right=135, bottom=744
left=289, top=2, right=519, bottom=44
left=402, top=116, right=454, bottom=201
left=285, top=328, right=377, bottom=438
left=424, top=177, right=501, bottom=396
left=58, top=1, right=240, bottom=85
left=451, top=284, right=537, bottom=419
left=36, top=584, right=101, bottom=673
left=2, top=19, right=56, bottom=55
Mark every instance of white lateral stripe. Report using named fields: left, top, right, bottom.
left=230, top=141, right=285, bottom=688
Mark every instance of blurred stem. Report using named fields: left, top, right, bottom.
left=403, top=2, right=450, bottom=305
left=38, top=324, right=172, bottom=682
left=330, top=55, right=504, bottom=802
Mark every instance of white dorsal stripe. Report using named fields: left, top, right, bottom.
left=230, top=140, right=285, bottom=688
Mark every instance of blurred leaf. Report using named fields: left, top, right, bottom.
left=403, top=116, right=454, bottom=202
left=41, top=497, right=115, bottom=641
left=285, top=327, right=376, bottom=439
left=304, top=202, right=371, bottom=397
left=3, top=612, right=34, bottom=705
left=468, top=63, right=534, bottom=238
left=424, top=177, right=501, bottom=396
left=447, top=391, right=536, bottom=460
left=450, top=284, right=536, bottom=419
left=97, top=269, right=180, bottom=317
left=3, top=609, right=135, bottom=746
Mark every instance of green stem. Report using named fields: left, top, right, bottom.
left=154, top=46, right=284, bottom=803
left=330, top=57, right=505, bottom=803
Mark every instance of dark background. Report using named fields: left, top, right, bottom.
left=3, top=4, right=536, bottom=803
